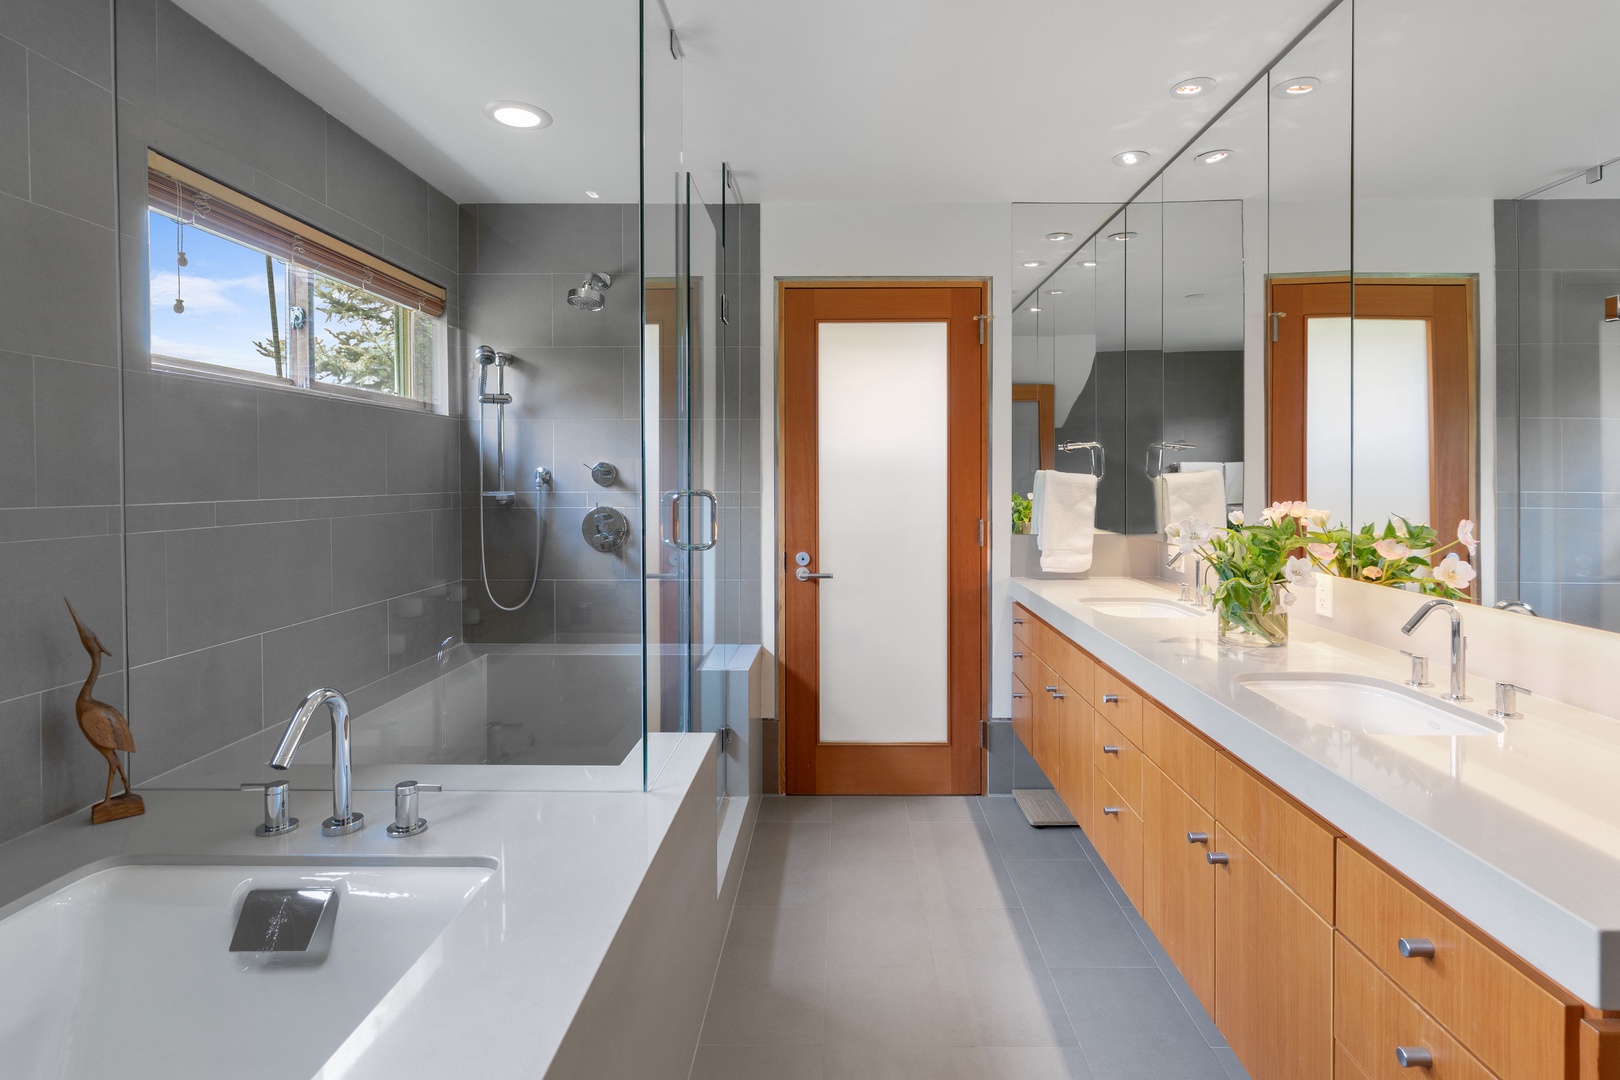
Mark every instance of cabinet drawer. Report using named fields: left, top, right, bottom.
left=1047, top=636, right=1095, bottom=707
left=1336, top=844, right=1571, bottom=1080
left=1092, top=768, right=1143, bottom=908
left=1214, top=753, right=1335, bottom=921
left=1093, top=665, right=1144, bottom=746
left=1011, top=674, right=1034, bottom=756
left=1335, top=935, right=1497, bottom=1080
left=1093, top=714, right=1142, bottom=812
left=1142, top=700, right=1215, bottom=811
left=1012, top=603, right=1033, bottom=649
left=1012, top=643, right=1036, bottom=697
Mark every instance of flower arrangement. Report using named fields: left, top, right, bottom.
left=1166, top=502, right=1322, bottom=646
left=1013, top=491, right=1033, bottom=532
left=1304, top=515, right=1478, bottom=600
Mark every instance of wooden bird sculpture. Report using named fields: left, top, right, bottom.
left=65, top=599, right=144, bottom=823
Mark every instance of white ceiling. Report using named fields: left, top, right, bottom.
left=173, top=0, right=1620, bottom=208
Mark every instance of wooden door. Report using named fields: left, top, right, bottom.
left=1142, top=761, right=1216, bottom=1015
left=1267, top=277, right=1476, bottom=552
left=780, top=282, right=989, bottom=794
left=1213, top=826, right=1334, bottom=1080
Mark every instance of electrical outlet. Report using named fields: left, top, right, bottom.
left=1315, top=576, right=1333, bottom=617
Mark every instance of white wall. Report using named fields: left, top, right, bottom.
left=758, top=203, right=1016, bottom=719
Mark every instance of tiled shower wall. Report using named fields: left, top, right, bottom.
left=1495, top=197, right=1620, bottom=628
left=0, top=0, right=464, bottom=844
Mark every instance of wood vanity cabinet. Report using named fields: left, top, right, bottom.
left=1005, top=604, right=1593, bottom=1080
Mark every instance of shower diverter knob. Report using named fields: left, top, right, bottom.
left=585, top=461, right=619, bottom=486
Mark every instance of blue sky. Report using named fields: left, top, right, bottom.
left=149, top=211, right=288, bottom=375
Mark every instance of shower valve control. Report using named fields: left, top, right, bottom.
left=583, top=506, right=630, bottom=553
left=586, top=461, right=619, bottom=487
left=387, top=780, right=441, bottom=838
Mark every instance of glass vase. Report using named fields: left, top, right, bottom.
left=1217, top=586, right=1289, bottom=647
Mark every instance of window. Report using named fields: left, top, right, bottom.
left=146, top=152, right=446, bottom=406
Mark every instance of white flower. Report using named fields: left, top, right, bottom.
left=1433, top=553, right=1477, bottom=590
left=1165, top=516, right=1213, bottom=557
left=1228, top=509, right=1245, bottom=526
left=1301, top=507, right=1332, bottom=529
left=1457, top=519, right=1478, bottom=555
left=1392, top=516, right=1411, bottom=538
left=1284, top=555, right=1316, bottom=587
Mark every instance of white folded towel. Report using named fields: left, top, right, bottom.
left=1157, top=468, right=1227, bottom=551
left=1034, top=469, right=1098, bottom=574
left=1223, top=461, right=1244, bottom=507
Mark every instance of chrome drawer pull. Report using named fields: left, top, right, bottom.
left=1186, top=831, right=1209, bottom=844
left=1045, top=685, right=1059, bottom=693
left=1102, top=806, right=1121, bottom=817
left=1206, top=852, right=1229, bottom=865
left=1398, top=937, right=1436, bottom=959
left=1013, top=652, right=1024, bottom=659
left=1395, top=1046, right=1434, bottom=1069
left=1013, top=618, right=1025, bottom=625
left=1101, top=694, right=1120, bottom=704
left=1102, top=745, right=1120, bottom=755
left=1012, top=693, right=1025, bottom=700
left=1051, top=692, right=1065, bottom=700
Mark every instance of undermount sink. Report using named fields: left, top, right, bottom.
left=1236, top=673, right=1503, bottom=737
left=1080, top=596, right=1206, bottom=619
left=0, top=859, right=493, bottom=1079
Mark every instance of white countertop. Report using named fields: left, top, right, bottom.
left=0, top=732, right=716, bottom=1078
left=1011, top=576, right=1620, bottom=1008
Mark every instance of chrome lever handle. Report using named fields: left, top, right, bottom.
left=794, top=567, right=833, bottom=581
left=241, top=781, right=298, bottom=837
left=388, top=779, right=442, bottom=838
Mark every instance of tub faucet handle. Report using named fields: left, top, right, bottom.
left=387, top=779, right=442, bottom=838
left=241, top=780, right=298, bottom=837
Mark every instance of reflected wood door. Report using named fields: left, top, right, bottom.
left=780, top=282, right=988, bottom=795
left=1267, top=277, right=1476, bottom=553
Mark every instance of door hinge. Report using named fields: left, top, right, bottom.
left=1268, top=311, right=1286, bottom=341
left=979, top=719, right=988, bottom=748
left=719, top=726, right=732, bottom=751
left=973, top=313, right=993, bottom=345
left=978, top=519, right=985, bottom=546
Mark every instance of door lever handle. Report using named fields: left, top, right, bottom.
left=794, top=567, right=833, bottom=581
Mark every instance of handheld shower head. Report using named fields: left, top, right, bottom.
left=567, top=272, right=613, bottom=312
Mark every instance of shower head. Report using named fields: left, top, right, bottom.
left=567, top=272, right=613, bottom=312
left=475, top=345, right=512, bottom=366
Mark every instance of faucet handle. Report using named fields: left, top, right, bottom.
left=387, top=780, right=442, bottom=838
left=1399, top=650, right=1433, bottom=689
left=1488, top=682, right=1531, bottom=720
left=241, top=781, right=299, bottom=837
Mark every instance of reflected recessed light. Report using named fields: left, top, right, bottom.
left=1045, top=231, right=1073, bottom=242
left=1112, top=150, right=1150, bottom=167
left=1195, top=149, right=1234, bottom=166
left=1027, top=306, right=1042, bottom=313
left=1081, top=260, right=1098, bottom=267
left=1023, top=261, right=1044, bottom=268
left=1046, top=289, right=1065, bottom=295
left=1108, top=231, right=1137, bottom=242
left=1272, top=77, right=1319, bottom=98
left=585, top=190, right=600, bottom=199
left=484, top=100, right=553, bottom=128
left=1171, top=77, right=1216, bottom=98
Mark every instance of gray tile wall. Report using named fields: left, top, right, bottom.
left=0, top=0, right=127, bottom=842
left=1496, top=197, right=1620, bottom=627
left=0, top=0, right=466, bottom=844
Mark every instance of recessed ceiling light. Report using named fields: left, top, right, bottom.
left=1108, top=231, right=1137, bottom=242
left=1028, top=306, right=1042, bottom=313
left=1272, top=77, right=1320, bottom=98
left=585, top=190, right=600, bottom=199
left=1023, top=261, right=1044, bottom=268
left=1046, top=289, right=1065, bottom=295
left=1081, top=260, right=1097, bottom=267
left=1045, top=231, right=1073, bottom=242
left=1195, top=149, right=1234, bottom=166
left=1112, top=150, right=1150, bottom=167
left=484, top=100, right=553, bottom=128
left=1171, top=77, right=1216, bottom=98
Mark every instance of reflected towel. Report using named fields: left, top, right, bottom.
left=1180, top=461, right=1244, bottom=509
left=1035, top=470, right=1097, bottom=574
left=1157, top=470, right=1227, bottom=560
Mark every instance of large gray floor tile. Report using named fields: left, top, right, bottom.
left=910, top=820, right=1021, bottom=909
left=905, top=796, right=984, bottom=823
left=823, top=965, right=956, bottom=1080
left=953, top=1046, right=1096, bottom=1080
left=926, top=905, right=1078, bottom=1047
left=689, top=1044, right=823, bottom=1080
left=826, top=904, right=933, bottom=969
left=736, top=820, right=831, bottom=907
left=830, top=815, right=914, bottom=864
left=1006, top=859, right=1154, bottom=969
left=1050, top=967, right=1230, bottom=1080
left=826, top=857, right=926, bottom=912
left=980, top=795, right=1087, bottom=860
left=699, top=906, right=827, bottom=1046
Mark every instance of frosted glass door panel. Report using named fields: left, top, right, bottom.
left=817, top=322, right=949, bottom=744
left=1306, top=317, right=1430, bottom=527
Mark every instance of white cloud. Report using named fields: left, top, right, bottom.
left=149, top=271, right=268, bottom=316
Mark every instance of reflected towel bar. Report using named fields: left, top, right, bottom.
left=1146, top=440, right=1197, bottom=479
left=1058, top=440, right=1105, bottom=479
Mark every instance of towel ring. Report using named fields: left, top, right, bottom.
left=1058, top=440, right=1104, bottom=479
left=1146, top=440, right=1196, bottom=480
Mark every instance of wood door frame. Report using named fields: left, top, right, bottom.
left=1266, top=274, right=1478, bottom=552
left=1014, top=383, right=1056, bottom=472
left=775, top=278, right=990, bottom=795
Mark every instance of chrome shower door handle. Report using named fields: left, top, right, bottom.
left=692, top=489, right=719, bottom=551
left=669, top=490, right=720, bottom=551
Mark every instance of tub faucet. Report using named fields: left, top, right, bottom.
left=1400, top=599, right=1469, bottom=702
left=271, top=687, right=363, bottom=836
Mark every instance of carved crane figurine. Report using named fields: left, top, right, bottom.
left=65, top=599, right=144, bottom=823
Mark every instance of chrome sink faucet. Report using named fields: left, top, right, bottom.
left=271, top=688, right=363, bottom=836
left=1400, top=599, right=1469, bottom=702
